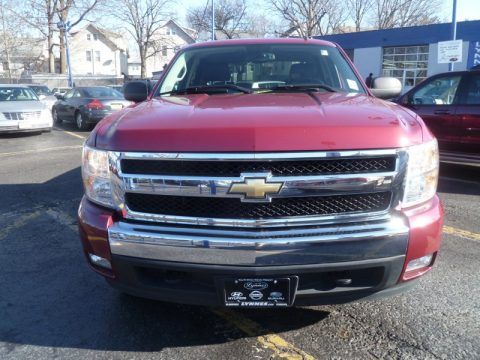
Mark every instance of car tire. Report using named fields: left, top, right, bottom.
left=75, top=111, right=89, bottom=131
left=52, top=108, right=62, bottom=124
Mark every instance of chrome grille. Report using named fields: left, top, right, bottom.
left=111, top=150, right=406, bottom=228
left=3, top=111, right=42, bottom=121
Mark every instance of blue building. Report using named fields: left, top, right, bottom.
left=316, top=20, right=480, bottom=92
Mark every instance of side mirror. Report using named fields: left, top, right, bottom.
left=124, top=81, right=148, bottom=102
left=55, top=94, right=64, bottom=100
left=370, top=77, right=402, bottom=100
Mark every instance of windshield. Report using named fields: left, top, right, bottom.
left=83, top=87, right=123, bottom=98
left=30, top=86, right=52, bottom=96
left=156, top=44, right=365, bottom=96
left=0, top=87, right=39, bottom=101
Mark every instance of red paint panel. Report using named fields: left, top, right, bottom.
left=93, top=93, right=424, bottom=152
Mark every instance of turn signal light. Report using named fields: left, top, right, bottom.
left=88, top=253, right=112, bottom=269
left=406, top=254, right=433, bottom=272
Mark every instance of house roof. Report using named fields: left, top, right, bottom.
left=163, top=19, right=197, bottom=43
left=71, top=23, right=127, bottom=51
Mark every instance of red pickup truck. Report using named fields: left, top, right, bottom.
left=78, top=38, right=443, bottom=307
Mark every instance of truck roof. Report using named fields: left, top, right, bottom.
left=187, top=37, right=337, bottom=50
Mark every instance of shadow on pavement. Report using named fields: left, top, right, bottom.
left=0, top=168, right=329, bottom=353
left=438, top=163, right=480, bottom=196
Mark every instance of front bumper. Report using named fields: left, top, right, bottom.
left=0, top=120, right=52, bottom=133
left=78, top=195, right=443, bottom=306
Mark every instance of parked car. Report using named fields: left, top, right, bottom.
left=26, top=84, right=57, bottom=111
left=0, top=84, right=53, bottom=133
left=396, top=67, right=480, bottom=166
left=52, top=86, right=131, bottom=130
left=78, top=38, right=443, bottom=307
left=52, top=87, right=71, bottom=96
left=107, top=85, right=124, bottom=94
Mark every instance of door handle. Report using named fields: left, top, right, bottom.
left=467, top=128, right=480, bottom=132
left=433, top=109, right=451, bottom=115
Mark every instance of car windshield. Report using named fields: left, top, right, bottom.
left=30, top=86, right=52, bottom=96
left=156, top=44, right=365, bottom=96
left=0, top=87, right=39, bottom=101
left=83, top=87, right=123, bottom=98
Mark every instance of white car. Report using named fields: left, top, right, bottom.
left=0, top=85, right=53, bottom=133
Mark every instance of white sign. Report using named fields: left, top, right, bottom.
left=438, top=40, right=463, bottom=64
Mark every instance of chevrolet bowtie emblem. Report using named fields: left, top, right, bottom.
left=228, top=176, right=283, bottom=202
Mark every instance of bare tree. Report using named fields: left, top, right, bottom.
left=57, top=0, right=102, bottom=73
left=112, top=0, right=172, bottom=78
left=0, top=0, right=45, bottom=80
left=269, top=0, right=344, bottom=38
left=346, top=0, right=372, bottom=32
left=6, top=0, right=59, bottom=73
left=188, top=0, right=251, bottom=40
left=372, top=0, right=441, bottom=29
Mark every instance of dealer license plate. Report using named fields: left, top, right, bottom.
left=224, top=278, right=292, bottom=307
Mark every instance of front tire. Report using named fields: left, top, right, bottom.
left=52, top=108, right=62, bottom=124
left=75, top=111, right=89, bottom=131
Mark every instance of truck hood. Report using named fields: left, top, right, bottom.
left=94, top=92, right=424, bottom=152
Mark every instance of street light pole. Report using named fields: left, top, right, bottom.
left=211, top=0, right=215, bottom=41
left=449, top=0, right=457, bottom=72
left=57, top=20, right=74, bottom=87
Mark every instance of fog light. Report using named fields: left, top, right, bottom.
left=406, top=254, right=433, bottom=272
left=88, top=253, right=112, bottom=269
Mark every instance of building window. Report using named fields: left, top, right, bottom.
left=93, top=33, right=98, bottom=41
left=86, top=50, right=92, bottom=62
left=87, top=34, right=91, bottom=40
left=167, top=28, right=176, bottom=36
left=95, top=51, right=101, bottom=62
left=162, top=46, right=168, bottom=56
left=382, top=45, right=429, bottom=89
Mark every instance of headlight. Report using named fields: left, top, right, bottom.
left=82, top=146, right=114, bottom=208
left=403, top=139, right=439, bottom=207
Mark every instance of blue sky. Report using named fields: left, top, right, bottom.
left=178, top=0, right=480, bottom=25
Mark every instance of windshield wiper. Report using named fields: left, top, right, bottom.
left=266, top=84, right=337, bottom=93
left=158, top=84, right=253, bottom=96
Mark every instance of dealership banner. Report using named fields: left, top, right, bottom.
left=468, top=41, right=480, bottom=68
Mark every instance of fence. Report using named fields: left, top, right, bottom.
left=0, top=73, right=125, bottom=87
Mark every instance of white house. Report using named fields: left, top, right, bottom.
left=127, top=59, right=141, bottom=77
left=143, top=20, right=196, bottom=77
left=69, top=23, right=128, bottom=77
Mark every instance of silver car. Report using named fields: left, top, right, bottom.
left=0, top=85, right=53, bottom=133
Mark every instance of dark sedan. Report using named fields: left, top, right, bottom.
left=52, top=86, right=131, bottom=130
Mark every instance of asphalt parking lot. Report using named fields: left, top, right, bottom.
left=0, top=124, right=479, bottom=359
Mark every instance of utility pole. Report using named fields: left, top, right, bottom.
left=211, top=0, right=215, bottom=41
left=57, top=20, right=74, bottom=87
left=449, top=0, right=457, bottom=71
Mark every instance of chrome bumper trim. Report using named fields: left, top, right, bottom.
left=122, top=172, right=396, bottom=198
left=108, top=217, right=409, bottom=266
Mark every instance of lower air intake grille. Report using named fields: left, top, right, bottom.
left=125, top=192, right=392, bottom=219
